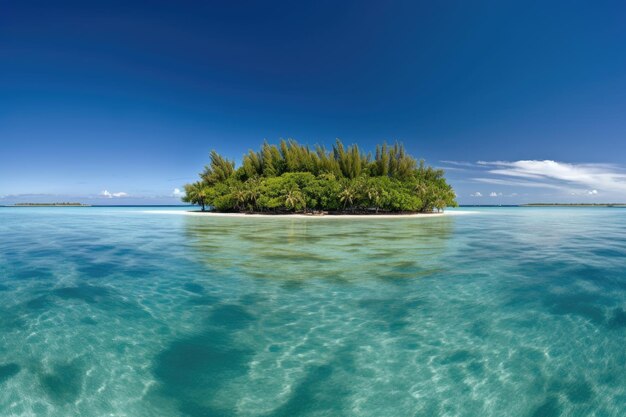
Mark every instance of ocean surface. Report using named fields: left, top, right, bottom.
left=0, top=206, right=625, bottom=417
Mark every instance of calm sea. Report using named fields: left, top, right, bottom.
left=0, top=206, right=624, bottom=416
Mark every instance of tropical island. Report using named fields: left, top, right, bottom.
left=182, top=140, right=457, bottom=214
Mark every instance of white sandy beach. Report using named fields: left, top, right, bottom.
left=144, top=210, right=477, bottom=218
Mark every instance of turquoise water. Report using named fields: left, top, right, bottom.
left=0, top=207, right=625, bottom=416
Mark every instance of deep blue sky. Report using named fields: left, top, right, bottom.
left=2, top=0, right=626, bottom=204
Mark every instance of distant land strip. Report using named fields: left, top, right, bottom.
left=522, top=203, right=626, bottom=207
left=12, top=202, right=91, bottom=207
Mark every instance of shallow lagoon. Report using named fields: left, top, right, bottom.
left=0, top=206, right=625, bottom=416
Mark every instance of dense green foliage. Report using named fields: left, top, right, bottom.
left=183, top=140, right=457, bottom=213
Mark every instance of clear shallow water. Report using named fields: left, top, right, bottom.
left=0, top=207, right=625, bottom=417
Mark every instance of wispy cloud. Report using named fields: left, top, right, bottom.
left=476, top=160, right=626, bottom=194
left=172, top=188, right=185, bottom=197
left=440, top=160, right=481, bottom=168
left=442, top=158, right=626, bottom=201
left=435, top=166, right=467, bottom=172
left=472, top=177, right=565, bottom=189
left=570, top=189, right=599, bottom=196
left=100, top=190, right=128, bottom=198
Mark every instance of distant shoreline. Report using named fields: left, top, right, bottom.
left=11, top=203, right=92, bottom=207
left=522, top=203, right=626, bottom=207
left=1, top=204, right=190, bottom=208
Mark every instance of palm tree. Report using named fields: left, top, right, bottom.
left=198, top=187, right=209, bottom=211
left=182, top=182, right=209, bottom=211
left=339, top=185, right=356, bottom=211
left=435, top=198, right=446, bottom=213
left=233, top=188, right=247, bottom=212
left=283, top=186, right=305, bottom=212
left=366, top=185, right=381, bottom=213
left=414, top=181, right=427, bottom=196
left=244, top=178, right=261, bottom=211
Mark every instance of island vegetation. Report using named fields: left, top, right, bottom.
left=182, top=140, right=457, bottom=214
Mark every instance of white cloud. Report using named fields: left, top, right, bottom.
left=435, top=166, right=467, bottom=172
left=438, top=160, right=488, bottom=173
left=100, top=190, right=128, bottom=198
left=441, top=160, right=474, bottom=167
left=473, top=177, right=564, bottom=189
left=172, top=188, right=185, bottom=197
left=569, top=189, right=599, bottom=196
left=470, top=192, right=483, bottom=197
left=489, top=192, right=502, bottom=197
left=477, top=160, right=626, bottom=194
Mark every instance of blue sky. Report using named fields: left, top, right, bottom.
left=2, top=0, right=626, bottom=204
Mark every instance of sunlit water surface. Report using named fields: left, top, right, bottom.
left=0, top=206, right=625, bottom=417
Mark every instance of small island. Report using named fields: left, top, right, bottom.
left=182, top=140, right=457, bottom=214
